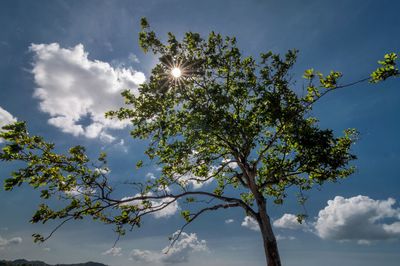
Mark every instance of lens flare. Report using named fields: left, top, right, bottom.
left=171, top=67, right=182, bottom=78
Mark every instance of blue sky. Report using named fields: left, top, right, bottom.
left=0, top=1, right=400, bottom=265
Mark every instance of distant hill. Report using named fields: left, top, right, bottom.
left=0, top=259, right=107, bottom=266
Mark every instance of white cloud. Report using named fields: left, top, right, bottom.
left=120, top=192, right=179, bottom=219
left=241, top=216, right=260, bottom=231
left=221, top=158, right=238, bottom=169
left=102, top=247, right=122, bottom=257
left=146, top=172, right=157, bottom=180
left=30, top=43, right=145, bottom=141
left=177, top=157, right=239, bottom=190
left=129, top=53, right=140, bottom=63
left=273, top=214, right=306, bottom=230
left=225, top=219, right=234, bottom=224
left=130, top=231, right=207, bottom=264
left=111, top=138, right=128, bottom=153
left=130, top=249, right=160, bottom=263
left=100, top=131, right=116, bottom=143
left=176, top=171, right=214, bottom=189
left=65, top=185, right=96, bottom=197
left=94, top=167, right=110, bottom=175
left=315, top=195, right=400, bottom=243
left=357, top=239, right=371, bottom=245
left=0, top=235, right=22, bottom=249
left=0, top=106, right=17, bottom=143
left=383, top=221, right=400, bottom=234
left=276, top=234, right=296, bottom=241
left=152, top=200, right=179, bottom=219
left=174, top=151, right=227, bottom=190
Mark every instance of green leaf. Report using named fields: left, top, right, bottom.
left=136, top=160, right=143, bottom=169
left=180, top=210, right=191, bottom=222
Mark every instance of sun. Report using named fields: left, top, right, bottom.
left=171, top=67, right=182, bottom=78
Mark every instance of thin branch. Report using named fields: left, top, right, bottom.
left=307, top=77, right=370, bottom=107
left=42, top=216, right=74, bottom=242
left=164, top=202, right=240, bottom=254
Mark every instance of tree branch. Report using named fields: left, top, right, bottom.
left=164, top=202, right=240, bottom=254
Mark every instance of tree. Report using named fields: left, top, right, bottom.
left=0, top=18, right=399, bottom=266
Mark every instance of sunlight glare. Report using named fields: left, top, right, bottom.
left=171, top=67, right=182, bottom=78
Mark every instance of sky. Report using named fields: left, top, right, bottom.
left=0, top=0, right=400, bottom=265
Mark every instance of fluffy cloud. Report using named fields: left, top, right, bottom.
left=225, top=219, right=234, bottom=224
left=273, top=214, right=307, bottom=230
left=152, top=200, right=179, bottom=219
left=30, top=43, right=145, bottom=141
left=129, top=231, right=207, bottom=264
left=102, top=247, right=122, bottom=257
left=241, top=216, right=260, bottom=231
left=174, top=152, right=215, bottom=189
left=315, top=195, right=400, bottom=243
left=221, top=158, right=239, bottom=169
left=120, top=192, right=179, bottom=219
left=65, top=186, right=96, bottom=197
left=130, top=249, right=159, bottom=263
left=0, top=235, right=22, bottom=249
left=176, top=170, right=214, bottom=190
left=174, top=152, right=240, bottom=190
left=0, top=106, right=17, bottom=143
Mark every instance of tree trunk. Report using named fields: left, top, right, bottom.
left=258, top=208, right=281, bottom=266
left=244, top=167, right=282, bottom=266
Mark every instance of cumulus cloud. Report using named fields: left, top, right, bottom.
left=241, top=216, right=260, bottom=231
left=273, top=214, right=307, bottom=230
left=130, top=249, right=159, bottom=263
left=174, top=152, right=241, bottom=190
left=221, top=158, right=239, bottom=169
left=30, top=43, right=145, bottom=141
left=120, top=192, right=179, bottom=219
left=130, top=231, right=207, bottom=264
left=65, top=185, right=96, bottom=197
left=174, top=151, right=215, bottom=189
left=0, top=106, right=17, bottom=143
left=177, top=157, right=239, bottom=190
left=225, top=219, right=234, bottom=224
left=0, top=235, right=22, bottom=249
left=102, top=247, right=122, bottom=257
left=315, top=195, right=400, bottom=243
left=176, top=170, right=214, bottom=190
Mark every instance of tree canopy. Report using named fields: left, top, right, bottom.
left=0, top=18, right=399, bottom=266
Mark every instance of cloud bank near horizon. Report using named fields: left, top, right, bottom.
left=129, top=231, right=207, bottom=264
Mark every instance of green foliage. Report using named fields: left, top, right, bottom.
left=370, top=53, right=400, bottom=83
left=180, top=210, right=191, bottom=222
left=0, top=122, right=140, bottom=241
left=318, top=71, right=343, bottom=89
left=136, top=160, right=143, bottom=168
left=108, top=19, right=362, bottom=209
